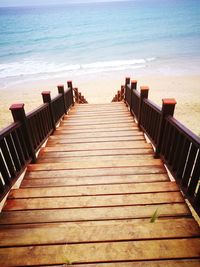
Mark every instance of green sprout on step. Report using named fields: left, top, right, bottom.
left=150, top=208, right=159, bottom=223
left=65, top=259, right=72, bottom=265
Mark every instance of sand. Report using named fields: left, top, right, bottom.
left=0, top=73, right=200, bottom=136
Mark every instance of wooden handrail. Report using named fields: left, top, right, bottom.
left=124, top=77, right=200, bottom=216
left=0, top=81, right=85, bottom=202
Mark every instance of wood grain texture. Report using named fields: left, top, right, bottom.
left=21, top=174, right=169, bottom=188
left=54, top=260, right=200, bottom=267
left=36, top=154, right=155, bottom=163
left=28, top=157, right=163, bottom=171
left=41, top=141, right=152, bottom=152
left=53, top=130, right=143, bottom=138
left=0, top=218, right=199, bottom=247
left=4, top=192, right=184, bottom=210
left=38, top=148, right=154, bottom=158
left=47, top=135, right=145, bottom=144
left=0, top=203, right=190, bottom=225
left=0, top=239, right=199, bottom=266
left=25, top=165, right=167, bottom=179
left=8, top=182, right=179, bottom=198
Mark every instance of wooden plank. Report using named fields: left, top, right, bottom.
left=8, top=182, right=179, bottom=198
left=61, top=119, right=135, bottom=127
left=72, top=105, right=127, bottom=112
left=67, top=112, right=131, bottom=118
left=0, top=203, right=190, bottom=225
left=27, top=158, right=163, bottom=171
left=53, top=130, right=142, bottom=137
left=66, top=114, right=132, bottom=120
left=55, top=126, right=139, bottom=134
left=60, top=122, right=135, bottom=130
left=42, top=141, right=152, bottom=152
left=0, top=239, right=199, bottom=266
left=65, top=109, right=131, bottom=114
left=21, top=174, right=169, bottom=188
left=36, top=154, right=155, bottom=164
left=39, top=148, right=154, bottom=158
left=62, top=116, right=134, bottom=126
left=25, top=166, right=167, bottom=179
left=73, top=107, right=127, bottom=112
left=3, top=192, right=184, bottom=210
left=47, top=136, right=145, bottom=145
left=49, top=134, right=144, bottom=141
left=69, top=109, right=129, bottom=115
left=0, top=218, right=199, bottom=247
left=57, top=260, right=200, bottom=267
left=74, top=104, right=126, bottom=109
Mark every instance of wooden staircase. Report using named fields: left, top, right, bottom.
left=0, top=102, right=199, bottom=266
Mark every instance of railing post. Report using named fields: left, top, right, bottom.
left=57, top=85, right=67, bottom=114
left=124, top=77, right=130, bottom=104
left=117, top=90, right=121, bottom=101
left=155, top=98, right=177, bottom=158
left=130, top=80, right=137, bottom=112
left=73, top=88, right=79, bottom=103
left=138, top=86, right=149, bottom=127
left=121, top=85, right=125, bottom=101
left=78, top=92, right=82, bottom=104
left=9, top=104, right=36, bottom=163
left=41, top=91, right=56, bottom=131
left=67, top=81, right=74, bottom=106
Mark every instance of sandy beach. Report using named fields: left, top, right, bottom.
left=0, top=73, right=200, bottom=136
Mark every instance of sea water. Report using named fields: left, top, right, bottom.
left=0, top=0, right=200, bottom=87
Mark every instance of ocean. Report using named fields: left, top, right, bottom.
left=0, top=0, right=200, bottom=88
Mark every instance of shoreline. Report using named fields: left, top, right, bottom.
left=0, top=72, right=200, bottom=136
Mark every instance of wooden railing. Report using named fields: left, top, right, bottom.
left=0, top=121, right=31, bottom=199
left=112, top=86, right=125, bottom=102
left=73, top=88, right=88, bottom=104
left=0, top=81, right=86, bottom=201
left=123, top=77, right=200, bottom=216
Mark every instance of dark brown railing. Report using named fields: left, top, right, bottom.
left=0, top=81, right=82, bottom=201
left=123, top=77, right=200, bottom=216
left=27, top=103, right=53, bottom=152
left=0, top=121, right=31, bottom=200
left=140, top=98, right=161, bottom=147
left=112, top=86, right=125, bottom=102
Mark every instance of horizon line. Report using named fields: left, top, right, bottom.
left=0, top=0, right=134, bottom=8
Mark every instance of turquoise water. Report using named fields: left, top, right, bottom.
left=0, top=0, right=200, bottom=86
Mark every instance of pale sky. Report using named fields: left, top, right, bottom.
left=0, top=0, right=129, bottom=7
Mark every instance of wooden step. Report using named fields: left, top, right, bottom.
left=54, top=260, right=200, bottom=267
left=53, top=129, right=142, bottom=138
left=65, top=113, right=132, bottom=120
left=8, top=182, right=179, bottom=198
left=60, top=122, right=136, bottom=130
left=21, top=174, right=168, bottom=188
left=0, top=218, right=199, bottom=247
left=55, top=126, right=139, bottom=134
left=0, top=239, right=199, bottom=266
left=25, top=165, right=167, bottom=179
left=39, top=148, right=154, bottom=158
left=62, top=118, right=134, bottom=125
left=43, top=141, right=152, bottom=152
left=47, top=135, right=145, bottom=145
left=68, top=111, right=131, bottom=117
left=4, top=191, right=184, bottom=210
left=28, top=157, right=163, bottom=171
left=0, top=203, right=190, bottom=225
left=36, top=154, right=155, bottom=164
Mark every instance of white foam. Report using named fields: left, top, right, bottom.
left=0, top=57, right=156, bottom=79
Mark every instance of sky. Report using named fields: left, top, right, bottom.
left=0, top=0, right=129, bottom=7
